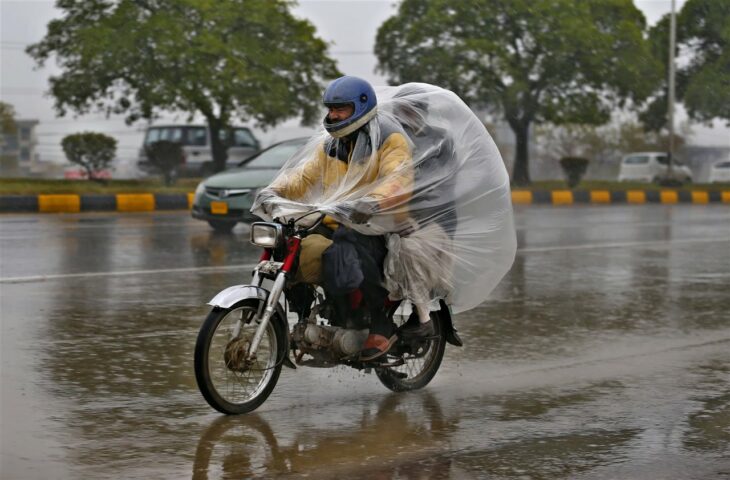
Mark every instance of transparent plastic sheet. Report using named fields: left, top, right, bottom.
left=251, top=83, right=516, bottom=314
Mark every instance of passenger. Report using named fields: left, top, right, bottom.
left=385, top=85, right=457, bottom=338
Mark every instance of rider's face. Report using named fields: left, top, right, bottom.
left=327, top=104, right=355, bottom=122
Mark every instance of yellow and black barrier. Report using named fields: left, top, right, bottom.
left=0, top=193, right=194, bottom=213
left=0, top=190, right=728, bottom=213
left=510, top=189, right=730, bottom=206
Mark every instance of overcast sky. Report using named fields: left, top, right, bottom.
left=1, top=0, right=727, bottom=170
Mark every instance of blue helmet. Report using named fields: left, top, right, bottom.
left=322, top=76, right=377, bottom=138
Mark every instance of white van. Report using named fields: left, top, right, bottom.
left=618, top=152, right=693, bottom=183
left=137, top=124, right=260, bottom=176
left=708, top=157, right=730, bottom=183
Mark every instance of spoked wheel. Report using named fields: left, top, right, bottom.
left=194, top=299, right=285, bottom=414
left=376, top=309, right=446, bottom=392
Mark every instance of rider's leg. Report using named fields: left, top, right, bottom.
left=351, top=231, right=397, bottom=360
left=294, top=234, right=333, bottom=284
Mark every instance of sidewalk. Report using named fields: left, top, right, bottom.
left=0, top=189, right=728, bottom=213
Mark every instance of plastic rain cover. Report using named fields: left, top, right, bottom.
left=251, top=83, right=516, bottom=314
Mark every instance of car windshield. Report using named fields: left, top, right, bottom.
left=231, top=128, right=257, bottom=147
left=145, top=126, right=258, bottom=147
left=218, top=128, right=258, bottom=147
left=242, top=140, right=306, bottom=168
left=145, top=126, right=207, bottom=146
left=145, top=127, right=183, bottom=144
left=624, top=155, right=649, bottom=164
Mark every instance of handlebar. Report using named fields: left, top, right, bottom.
left=288, top=210, right=327, bottom=234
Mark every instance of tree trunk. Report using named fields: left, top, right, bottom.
left=511, top=121, right=531, bottom=186
left=207, top=119, right=228, bottom=173
left=163, top=169, right=176, bottom=186
left=84, top=164, right=103, bottom=184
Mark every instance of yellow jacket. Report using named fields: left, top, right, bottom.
left=271, top=118, right=413, bottom=229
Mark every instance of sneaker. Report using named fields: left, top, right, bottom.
left=401, top=320, right=435, bottom=338
left=359, top=334, right=398, bottom=362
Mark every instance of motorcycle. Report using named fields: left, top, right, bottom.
left=194, top=210, right=463, bottom=415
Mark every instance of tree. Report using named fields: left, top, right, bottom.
left=559, top=157, right=589, bottom=188
left=0, top=101, right=16, bottom=136
left=536, top=119, right=691, bottom=165
left=145, top=140, right=184, bottom=186
left=28, top=0, right=340, bottom=173
left=642, top=0, right=730, bottom=130
left=0, top=102, right=19, bottom=175
left=61, top=132, right=117, bottom=182
left=375, top=0, right=661, bottom=185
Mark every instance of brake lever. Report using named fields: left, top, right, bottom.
left=305, top=213, right=327, bottom=233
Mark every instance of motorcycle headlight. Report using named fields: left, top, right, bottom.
left=250, top=222, right=283, bottom=248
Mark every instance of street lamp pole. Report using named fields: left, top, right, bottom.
left=667, top=0, right=677, bottom=178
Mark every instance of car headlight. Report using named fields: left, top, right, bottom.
left=194, top=182, right=206, bottom=197
left=250, top=222, right=283, bottom=248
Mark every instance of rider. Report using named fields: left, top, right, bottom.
left=257, top=75, right=414, bottom=361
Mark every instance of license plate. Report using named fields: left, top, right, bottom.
left=210, top=201, right=228, bottom=215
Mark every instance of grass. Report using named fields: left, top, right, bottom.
left=0, top=177, right=728, bottom=195
left=0, top=178, right=201, bottom=195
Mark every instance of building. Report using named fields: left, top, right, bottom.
left=1, top=119, right=40, bottom=177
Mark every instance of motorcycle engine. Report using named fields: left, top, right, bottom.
left=292, top=323, right=368, bottom=366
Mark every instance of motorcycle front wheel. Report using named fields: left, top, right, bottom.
left=194, top=299, right=285, bottom=414
left=376, top=309, right=446, bottom=392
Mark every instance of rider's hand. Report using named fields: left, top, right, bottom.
left=256, top=190, right=278, bottom=216
left=349, top=199, right=378, bottom=224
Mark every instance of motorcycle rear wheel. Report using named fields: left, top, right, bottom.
left=376, top=310, right=446, bottom=392
left=194, top=300, right=285, bottom=414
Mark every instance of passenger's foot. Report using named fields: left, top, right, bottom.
left=359, top=334, right=398, bottom=362
left=401, top=319, right=435, bottom=339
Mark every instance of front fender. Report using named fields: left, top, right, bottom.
left=208, top=284, right=296, bottom=369
left=208, top=284, right=269, bottom=309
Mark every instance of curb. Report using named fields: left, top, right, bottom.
left=0, top=190, right=728, bottom=213
left=510, top=189, right=730, bottom=205
left=0, top=193, right=194, bottom=213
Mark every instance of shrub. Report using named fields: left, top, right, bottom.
left=61, top=132, right=117, bottom=183
left=145, top=140, right=184, bottom=185
left=559, top=156, right=589, bottom=188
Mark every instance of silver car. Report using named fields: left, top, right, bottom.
left=618, top=152, right=693, bottom=183
left=708, top=158, right=730, bottom=183
left=191, top=137, right=308, bottom=232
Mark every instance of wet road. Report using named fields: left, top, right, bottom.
left=1, top=206, right=729, bottom=479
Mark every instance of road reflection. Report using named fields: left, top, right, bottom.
left=682, top=360, right=730, bottom=455
left=453, top=428, right=641, bottom=480
left=192, top=392, right=458, bottom=479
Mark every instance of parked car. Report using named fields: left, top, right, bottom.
left=192, top=137, right=309, bottom=232
left=708, top=158, right=730, bottom=183
left=137, top=124, right=260, bottom=177
left=618, top=152, right=693, bottom=183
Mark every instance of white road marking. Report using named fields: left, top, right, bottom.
left=518, top=236, right=729, bottom=253
left=1, top=236, right=728, bottom=284
left=0, top=264, right=258, bottom=284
